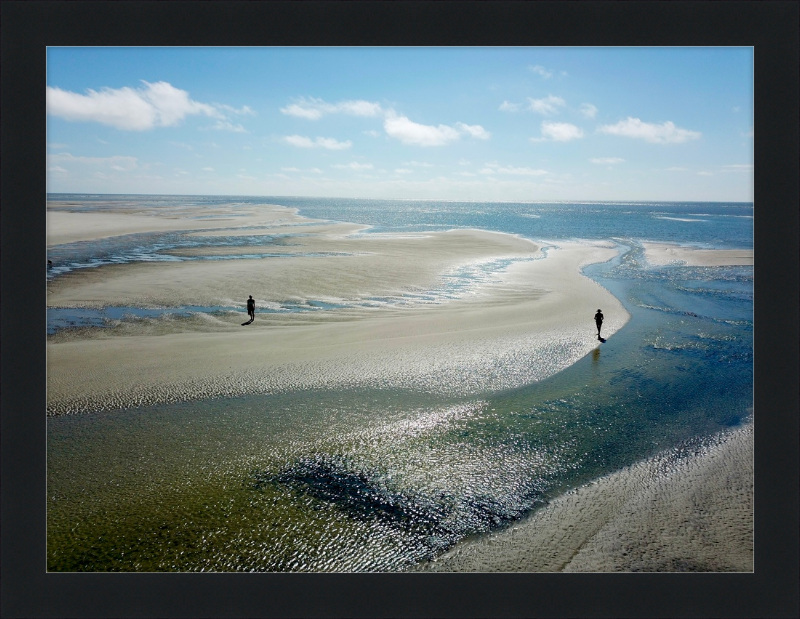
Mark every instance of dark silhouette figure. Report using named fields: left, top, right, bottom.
left=595, top=309, right=604, bottom=340
left=242, top=295, right=255, bottom=325
left=47, top=259, right=53, bottom=268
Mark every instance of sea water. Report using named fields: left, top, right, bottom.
left=46, top=196, right=753, bottom=571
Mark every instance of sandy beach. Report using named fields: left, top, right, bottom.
left=642, top=241, right=754, bottom=266
left=47, top=205, right=628, bottom=415
left=414, top=421, right=753, bottom=572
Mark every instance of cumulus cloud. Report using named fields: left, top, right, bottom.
left=529, top=65, right=553, bottom=79
left=538, top=121, right=585, bottom=142
left=384, top=115, right=461, bottom=146
left=46, top=81, right=251, bottom=131
left=527, top=95, right=566, bottom=115
left=590, top=157, right=624, bottom=164
left=282, top=135, right=352, bottom=150
left=479, top=163, right=549, bottom=176
left=280, top=96, right=384, bottom=120
left=597, top=117, right=701, bottom=144
left=499, top=100, right=521, bottom=112
left=580, top=103, right=598, bottom=119
left=384, top=114, right=489, bottom=146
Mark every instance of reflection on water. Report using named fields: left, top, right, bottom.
left=47, top=247, right=753, bottom=572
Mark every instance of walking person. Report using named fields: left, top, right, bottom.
left=246, top=295, right=255, bottom=323
left=594, top=309, right=604, bottom=339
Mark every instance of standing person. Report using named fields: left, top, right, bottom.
left=247, top=295, right=255, bottom=323
left=594, top=309, right=604, bottom=338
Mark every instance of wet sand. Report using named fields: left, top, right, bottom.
left=47, top=226, right=627, bottom=414
left=642, top=242, right=753, bottom=266
left=414, top=422, right=753, bottom=572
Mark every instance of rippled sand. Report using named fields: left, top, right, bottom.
left=641, top=242, right=753, bottom=266
left=414, top=422, right=753, bottom=572
left=47, top=204, right=627, bottom=415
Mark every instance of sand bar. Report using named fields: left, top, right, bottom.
left=414, top=422, right=753, bottom=572
left=47, top=203, right=312, bottom=246
left=641, top=242, right=753, bottom=266
left=47, top=232, right=628, bottom=415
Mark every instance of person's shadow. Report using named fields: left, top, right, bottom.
left=241, top=317, right=254, bottom=326
left=597, top=335, right=606, bottom=343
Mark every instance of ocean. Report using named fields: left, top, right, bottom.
left=46, top=195, right=753, bottom=572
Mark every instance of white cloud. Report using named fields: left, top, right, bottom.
left=202, top=167, right=215, bottom=172
left=316, top=137, right=353, bottom=150
left=383, top=114, right=490, bottom=146
left=46, top=81, right=248, bottom=132
left=597, top=117, right=701, bottom=144
left=527, top=95, right=566, bottom=115
left=579, top=103, right=598, bottom=119
left=499, top=100, right=521, bottom=112
left=282, top=135, right=352, bottom=150
left=338, top=100, right=384, bottom=117
left=456, top=122, right=491, bottom=140
left=666, top=167, right=687, bottom=171
left=281, top=167, right=300, bottom=172
left=590, top=157, right=624, bottom=164
left=282, top=135, right=315, bottom=148
left=742, top=128, right=754, bottom=138
left=310, top=168, right=323, bottom=174
left=332, top=162, right=374, bottom=171
left=479, top=163, right=549, bottom=176
left=363, top=130, right=381, bottom=137
left=539, top=121, right=585, bottom=142
left=529, top=65, right=553, bottom=79
left=402, top=160, right=434, bottom=168
left=280, top=96, right=384, bottom=120
left=384, top=115, right=461, bottom=146
left=48, top=166, right=68, bottom=174
left=394, top=168, right=413, bottom=174
left=697, top=171, right=713, bottom=176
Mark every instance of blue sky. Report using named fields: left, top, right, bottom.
left=46, top=47, right=753, bottom=201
